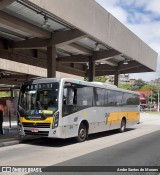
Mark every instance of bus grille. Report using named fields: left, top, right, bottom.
left=22, top=122, right=51, bottom=128
left=24, top=130, right=49, bottom=136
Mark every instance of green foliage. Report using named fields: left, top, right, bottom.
left=0, top=91, right=11, bottom=98
left=119, top=84, right=134, bottom=90
left=133, top=79, right=147, bottom=90
left=140, top=85, right=150, bottom=91
left=141, top=84, right=160, bottom=103
left=95, top=76, right=107, bottom=83
left=84, top=76, right=107, bottom=83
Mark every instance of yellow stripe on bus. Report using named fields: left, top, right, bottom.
left=20, top=117, right=54, bottom=126
left=107, top=112, right=140, bottom=124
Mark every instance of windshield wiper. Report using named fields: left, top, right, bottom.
left=37, top=101, right=47, bottom=119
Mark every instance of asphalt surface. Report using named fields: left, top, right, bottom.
left=0, top=127, right=19, bottom=147
left=37, top=131, right=160, bottom=175
left=0, top=114, right=160, bottom=175
left=56, top=130, right=160, bottom=166
left=24, top=130, right=160, bottom=175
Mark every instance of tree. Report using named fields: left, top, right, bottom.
left=141, top=84, right=160, bottom=104
left=133, top=79, right=147, bottom=90
left=140, top=85, right=150, bottom=91
left=119, top=84, right=134, bottom=91
left=84, top=76, right=107, bottom=83
left=149, top=85, right=160, bottom=104
left=95, top=76, right=107, bottom=83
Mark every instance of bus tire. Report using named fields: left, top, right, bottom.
left=76, top=123, right=87, bottom=142
left=119, top=118, right=126, bottom=133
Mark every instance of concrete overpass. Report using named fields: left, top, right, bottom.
left=0, top=0, right=158, bottom=86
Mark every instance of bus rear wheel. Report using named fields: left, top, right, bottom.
left=119, top=119, right=126, bottom=133
left=76, top=123, right=87, bottom=142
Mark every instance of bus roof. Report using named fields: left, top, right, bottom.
left=22, top=78, right=139, bottom=95
left=60, top=78, right=139, bottom=95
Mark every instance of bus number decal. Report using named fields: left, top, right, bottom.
left=74, top=117, right=78, bottom=122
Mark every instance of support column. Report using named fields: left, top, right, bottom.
left=88, top=56, right=95, bottom=82
left=114, top=70, right=119, bottom=86
left=47, top=46, right=56, bottom=78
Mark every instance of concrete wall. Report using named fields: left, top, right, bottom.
left=29, top=0, right=158, bottom=71
left=0, top=58, right=47, bottom=77
left=0, top=58, right=83, bottom=80
left=56, top=72, right=83, bottom=80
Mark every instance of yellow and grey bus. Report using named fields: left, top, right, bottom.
left=17, top=78, right=140, bottom=142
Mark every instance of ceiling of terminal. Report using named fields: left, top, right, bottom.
left=0, top=0, right=155, bottom=85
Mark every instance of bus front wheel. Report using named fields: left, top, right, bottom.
left=76, top=123, right=87, bottom=142
left=119, top=119, right=126, bottom=133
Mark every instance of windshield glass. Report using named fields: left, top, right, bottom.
left=18, top=82, right=59, bottom=116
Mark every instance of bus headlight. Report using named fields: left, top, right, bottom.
left=17, top=118, right=22, bottom=127
left=52, top=111, right=59, bottom=129
left=18, top=121, right=22, bottom=131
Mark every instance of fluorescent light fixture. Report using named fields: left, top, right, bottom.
left=123, top=59, right=128, bottom=65
left=94, top=42, right=100, bottom=51
left=42, top=16, right=50, bottom=28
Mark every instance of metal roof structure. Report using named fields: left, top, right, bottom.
left=0, top=0, right=158, bottom=85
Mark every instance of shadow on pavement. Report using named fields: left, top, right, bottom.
left=0, top=127, right=18, bottom=146
left=23, top=128, right=136, bottom=148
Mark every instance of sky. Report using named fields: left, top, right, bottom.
left=96, top=0, right=160, bottom=82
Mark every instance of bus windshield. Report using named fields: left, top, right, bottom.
left=18, top=82, right=59, bottom=116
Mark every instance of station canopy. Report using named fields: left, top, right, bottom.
left=0, top=0, right=158, bottom=85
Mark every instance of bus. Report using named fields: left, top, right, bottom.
left=17, top=78, right=140, bottom=142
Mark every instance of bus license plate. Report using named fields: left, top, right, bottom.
left=31, top=129, right=38, bottom=133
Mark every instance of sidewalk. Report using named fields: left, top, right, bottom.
left=0, top=121, right=42, bottom=147
left=0, top=121, right=19, bottom=147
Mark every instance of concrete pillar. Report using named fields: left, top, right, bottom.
left=47, top=46, right=56, bottom=78
left=88, top=56, right=95, bottom=82
left=114, top=71, right=119, bottom=87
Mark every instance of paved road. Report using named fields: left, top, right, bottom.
left=0, top=114, right=160, bottom=175
left=49, top=130, right=160, bottom=175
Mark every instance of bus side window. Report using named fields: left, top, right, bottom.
left=77, top=86, right=93, bottom=106
left=63, top=88, right=67, bottom=105
left=95, top=88, right=105, bottom=106
left=82, top=98, right=88, bottom=106
left=63, top=84, right=77, bottom=116
left=63, top=87, right=74, bottom=105
left=67, top=88, right=74, bottom=105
